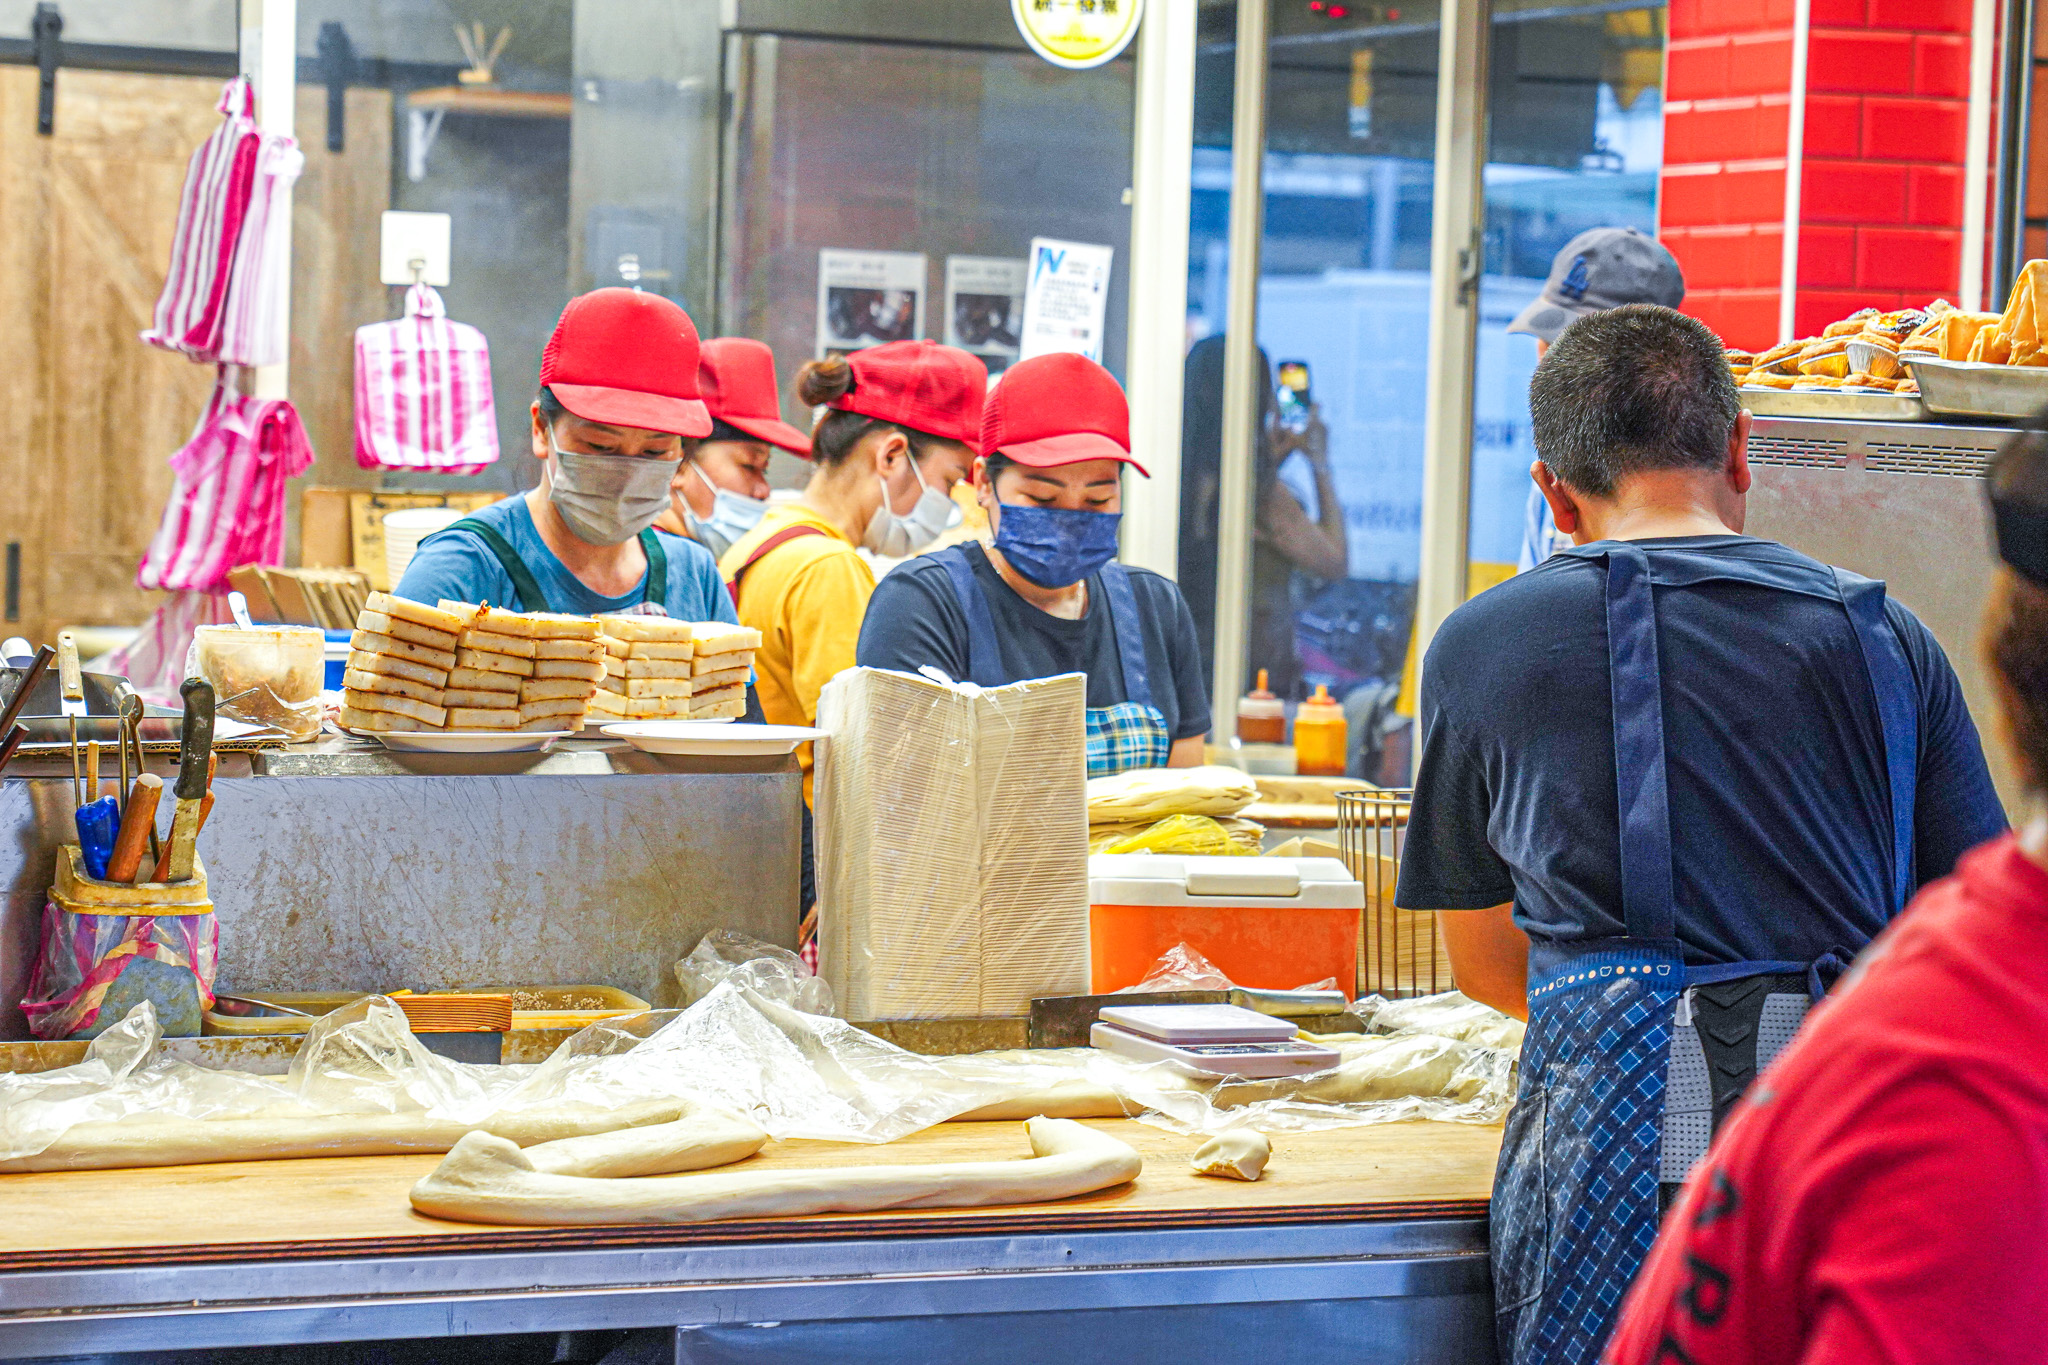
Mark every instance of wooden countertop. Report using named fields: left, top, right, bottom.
left=0, top=1118, right=1500, bottom=1271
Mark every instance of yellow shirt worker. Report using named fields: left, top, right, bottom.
left=721, top=340, right=986, bottom=804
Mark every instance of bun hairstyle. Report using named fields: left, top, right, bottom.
left=794, top=355, right=855, bottom=408
left=1984, top=407, right=2048, bottom=790
left=795, top=356, right=946, bottom=469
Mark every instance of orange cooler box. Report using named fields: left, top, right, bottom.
left=1087, top=855, right=1365, bottom=996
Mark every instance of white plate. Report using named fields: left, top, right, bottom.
left=343, top=727, right=573, bottom=754
left=601, top=721, right=827, bottom=756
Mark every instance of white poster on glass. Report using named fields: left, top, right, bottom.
left=1018, top=238, right=1114, bottom=364
left=944, top=255, right=1027, bottom=375
left=815, top=249, right=928, bottom=358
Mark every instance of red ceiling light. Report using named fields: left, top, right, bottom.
left=1328, top=3, right=1348, bottom=13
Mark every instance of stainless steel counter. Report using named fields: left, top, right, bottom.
left=0, top=1217, right=1495, bottom=1363
left=0, top=738, right=804, bottom=1038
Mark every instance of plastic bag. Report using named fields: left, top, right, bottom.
left=1094, top=814, right=1259, bottom=857
left=188, top=624, right=325, bottom=741
left=675, top=929, right=836, bottom=1017
left=1114, top=942, right=1336, bottom=996
left=20, top=902, right=219, bottom=1040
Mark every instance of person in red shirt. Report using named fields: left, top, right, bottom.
left=1605, top=415, right=2048, bottom=1365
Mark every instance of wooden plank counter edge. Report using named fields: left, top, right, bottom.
left=0, top=1118, right=1501, bottom=1271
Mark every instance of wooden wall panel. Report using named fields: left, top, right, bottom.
left=286, top=84, right=394, bottom=559
left=0, top=67, right=223, bottom=645
left=0, top=72, right=394, bottom=644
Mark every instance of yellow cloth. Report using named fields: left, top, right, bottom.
left=721, top=504, right=875, bottom=802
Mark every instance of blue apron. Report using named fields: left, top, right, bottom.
left=1493, top=541, right=1919, bottom=1365
left=936, top=546, right=1171, bottom=777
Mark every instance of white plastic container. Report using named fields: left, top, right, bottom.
left=382, top=506, right=465, bottom=586
left=1088, top=854, right=1365, bottom=996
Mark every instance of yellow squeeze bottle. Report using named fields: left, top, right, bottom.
left=1293, top=684, right=1348, bottom=776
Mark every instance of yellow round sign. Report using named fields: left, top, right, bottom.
left=1011, top=0, right=1145, bottom=70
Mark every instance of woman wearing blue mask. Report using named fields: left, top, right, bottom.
left=857, top=352, right=1211, bottom=776
left=656, top=338, right=812, bottom=562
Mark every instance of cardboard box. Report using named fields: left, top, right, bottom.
left=346, top=491, right=504, bottom=590
left=299, top=487, right=357, bottom=569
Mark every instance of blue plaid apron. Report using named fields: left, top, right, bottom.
left=937, top=547, right=1171, bottom=777
left=1494, top=541, right=1919, bottom=1365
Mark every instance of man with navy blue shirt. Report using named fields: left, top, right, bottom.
left=1396, top=305, right=2003, bottom=1365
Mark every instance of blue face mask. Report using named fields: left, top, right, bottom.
left=992, top=501, right=1122, bottom=589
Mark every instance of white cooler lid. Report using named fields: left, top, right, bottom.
left=1087, top=854, right=1364, bottom=909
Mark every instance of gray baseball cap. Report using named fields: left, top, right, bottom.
left=1507, top=226, right=1686, bottom=344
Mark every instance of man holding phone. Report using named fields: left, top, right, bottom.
left=1509, top=228, right=1687, bottom=569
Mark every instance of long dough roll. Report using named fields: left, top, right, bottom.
left=0, top=1100, right=704, bottom=1174
left=409, top=1115, right=1141, bottom=1226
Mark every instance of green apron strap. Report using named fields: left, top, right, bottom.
left=438, top=517, right=546, bottom=613
left=638, top=528, right=669, bottom=612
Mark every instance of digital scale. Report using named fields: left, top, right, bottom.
left=1090, top=1003, right=1342, bottom=1079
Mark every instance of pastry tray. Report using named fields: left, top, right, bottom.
left=1738, top=386, right=1925, bottom=421
left=1905, top=357, right=2048, bottom=420
left=202, top=986, right=651, bottom=1036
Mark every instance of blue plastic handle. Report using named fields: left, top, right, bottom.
left=76, top=796, right=119, bottom=880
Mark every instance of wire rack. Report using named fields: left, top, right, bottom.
left=1336, top=787, right=1451, bottom=999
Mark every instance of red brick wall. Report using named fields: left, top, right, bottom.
left=1661, top=0, right=1797, bottom=350
left=1659, top=0, right=1978, bottom=351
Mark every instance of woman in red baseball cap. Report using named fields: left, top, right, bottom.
left=856, top=352, right=1211, bottom=776
left=655, top=338, right=812, bottom=564
left=396, top=288, right=741, bottom=627
left=723, top=339, right=986, bottom=795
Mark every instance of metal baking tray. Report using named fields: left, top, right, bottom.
left=1906, top=357, right=2048, bottom=420
left=1738, top=386, right=1926, bottom=421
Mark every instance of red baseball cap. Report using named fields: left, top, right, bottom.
left=831, top=340, right=987, bottom=446
left=979, top=352, right=1146, bottom=475
left=699, top=338, right=811, bottom=455
left=539, top=288, right=712, bottom=437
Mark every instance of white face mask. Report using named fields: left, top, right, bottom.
left=547, top=442, right=677, bottom=546
left=864, top=453, right=958, bottom=558
left=682, top=463, right=768, bottom=546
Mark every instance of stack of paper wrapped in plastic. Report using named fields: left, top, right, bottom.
left=815, top=667, right=1089, bottom=1019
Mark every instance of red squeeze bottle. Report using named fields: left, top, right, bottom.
left=1237, top=669, right=1285, bottom=745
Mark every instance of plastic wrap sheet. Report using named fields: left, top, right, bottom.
left=0, top=996, right=530, bottom=1162
left=1355, top=990, right=1528, bottom=1051
left=0, top=987, right=1521, bottom=1163
left=677, top=929, right=836, bottom=1017
left=815, top=667, right=1088, bottom=1020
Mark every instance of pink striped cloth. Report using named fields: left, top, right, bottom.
left=136, top=379, right=317, bottom=595
left=104, top=590, right=233, bottom=708
left=353, top=283, right=500, bottom=474
left=216, top=135, right=304, bottom=368
left=141, top=78, right=261, bottom=361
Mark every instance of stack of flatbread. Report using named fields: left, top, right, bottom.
left=591, top=618, right=760, bottom=721
left=437, top=602, right=605, bottom=732
left=341, top=592, right=460, bottom=732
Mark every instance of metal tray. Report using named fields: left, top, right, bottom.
left=1738, top=386, right=1925, bottom=421
left=1906, top=357, right=2048, bottom=420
